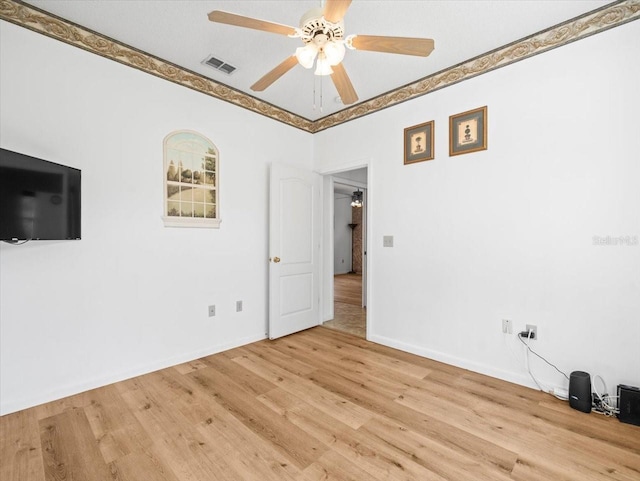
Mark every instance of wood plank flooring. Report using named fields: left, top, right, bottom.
left=323, top=274, right=366, bottom=337
left=333, top=273, right=363, bottom=306
left=2, top=327, right=639, bottom=481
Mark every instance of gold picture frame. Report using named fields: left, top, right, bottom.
left=449, top=106, right=487, bottom=156
left=404, top=120, right=434, bottom=165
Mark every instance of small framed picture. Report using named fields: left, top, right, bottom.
left=449, top=106, right=487, bottom=156
left=404, top=120, right=434, bottom=165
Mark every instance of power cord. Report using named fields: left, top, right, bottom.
left=518, top=330, right=569, bottom=400
left=591, top=374, right=619, bottom=416
left=516, top=330, right=619, bottom=413
left=517, top=332, right=570, bottom=381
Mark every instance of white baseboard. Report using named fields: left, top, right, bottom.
left=0, top=333, right=266, bottom=416
left=368, top=333, right=540, bottom=391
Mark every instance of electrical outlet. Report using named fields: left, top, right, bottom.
left=502, top=319, right=512, bottom=334
left=208, top=305, right=215, bottom=317
left=383, top=235, right=394, bottom=247
left=236, top=300, right=243, bottom=312
left=526, top=324, right=537, bottom=340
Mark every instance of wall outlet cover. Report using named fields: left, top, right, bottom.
left=526, top=324, right=537, bottom=340
left=502, top=319, right=512, bottom=334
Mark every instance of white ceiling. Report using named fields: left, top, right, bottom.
left=23, top=0, right=610, bottom=121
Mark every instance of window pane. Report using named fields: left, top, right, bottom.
left=207, top=190, right=216, bottom=204
left=167, top=185, right=179, bottom=198
left=206, top=205, right=216, bottom=218
left=204, top=155, right=216, bottom=172
left=194, top=203, right=205, bottom=218
left=180, top=167, right=193, bottom=184
left=181, top=203, right=193, bottom=217
left=193, top=188, right=206, bottom=203
left=166, top=160, right=179, bottom=181
left=180, top=186, right=192, bottom=201
left=168, top=201, right=180, bottom=217
left=205, top=172, right=215, bottom=185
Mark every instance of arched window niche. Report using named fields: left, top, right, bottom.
left=163, top=130, right=220, bottom=228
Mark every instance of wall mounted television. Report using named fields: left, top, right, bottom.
left=0, top=148, right=81, bottom=242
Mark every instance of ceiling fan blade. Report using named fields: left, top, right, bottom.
left=331, top=63, right=358, bottom=105
left=351, top=35, right=435, bottom=57
left=208, top=10, right=296, bottom=36
left=323, top=0, right=353, bottom=23
left=251, top=56, right=299, bottom=92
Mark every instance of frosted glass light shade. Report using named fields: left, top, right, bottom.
left=314, top=53, right=334, bottom=76
left=295, top=44, right=317, bottom=69
left=323, top=41, right=345, bottom=66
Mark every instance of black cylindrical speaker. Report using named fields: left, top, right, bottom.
left=569, top=371, right=592, bottom=413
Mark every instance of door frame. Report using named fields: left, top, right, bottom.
left=318, top=160, right=372, bottom=340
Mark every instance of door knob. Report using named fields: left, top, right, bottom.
left=273, top=256, right=281, bottom=263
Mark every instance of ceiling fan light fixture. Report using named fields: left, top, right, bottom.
left=323, top=40, right=345, bottom=66
left=295, top=44, right=317, bottom=69
left=209, top=4, right=436, bottom=106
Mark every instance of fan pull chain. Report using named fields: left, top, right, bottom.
left=320, top=75, right=324, bottom=113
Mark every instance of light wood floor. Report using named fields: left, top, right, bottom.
left=333, top=273, right=363, bottom=306
left=2, top=327, right=639, bottom=481
left=323, top=274, right=366, bottom=337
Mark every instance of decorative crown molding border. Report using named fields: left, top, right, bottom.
left=1, top=0, right=638, bottom=133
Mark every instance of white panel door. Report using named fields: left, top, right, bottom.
left=269, top=163, right=321, bottom=339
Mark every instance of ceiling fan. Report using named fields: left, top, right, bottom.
left=208, top=0, right=434, bottom=105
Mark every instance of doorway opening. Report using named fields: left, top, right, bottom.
left=322, top=168, right=367, bottom=338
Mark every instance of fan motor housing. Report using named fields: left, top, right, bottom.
left=299, top=7, right=344, bottom=45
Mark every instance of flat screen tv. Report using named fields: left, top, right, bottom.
left=0, top=148, right=81, bottom=242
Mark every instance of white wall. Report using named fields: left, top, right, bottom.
left=2, top=17, right=638, bottom=416
left=315, top=21, right=640, bottom=393
left=0, top=22, right=313, bottom=414
left=334, top=194, right=352, bottom=274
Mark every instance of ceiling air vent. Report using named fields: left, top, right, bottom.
left=202, top=55, right=236, bottom=75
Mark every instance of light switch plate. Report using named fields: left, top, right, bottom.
left=383, top=235, right=394, bottom=247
